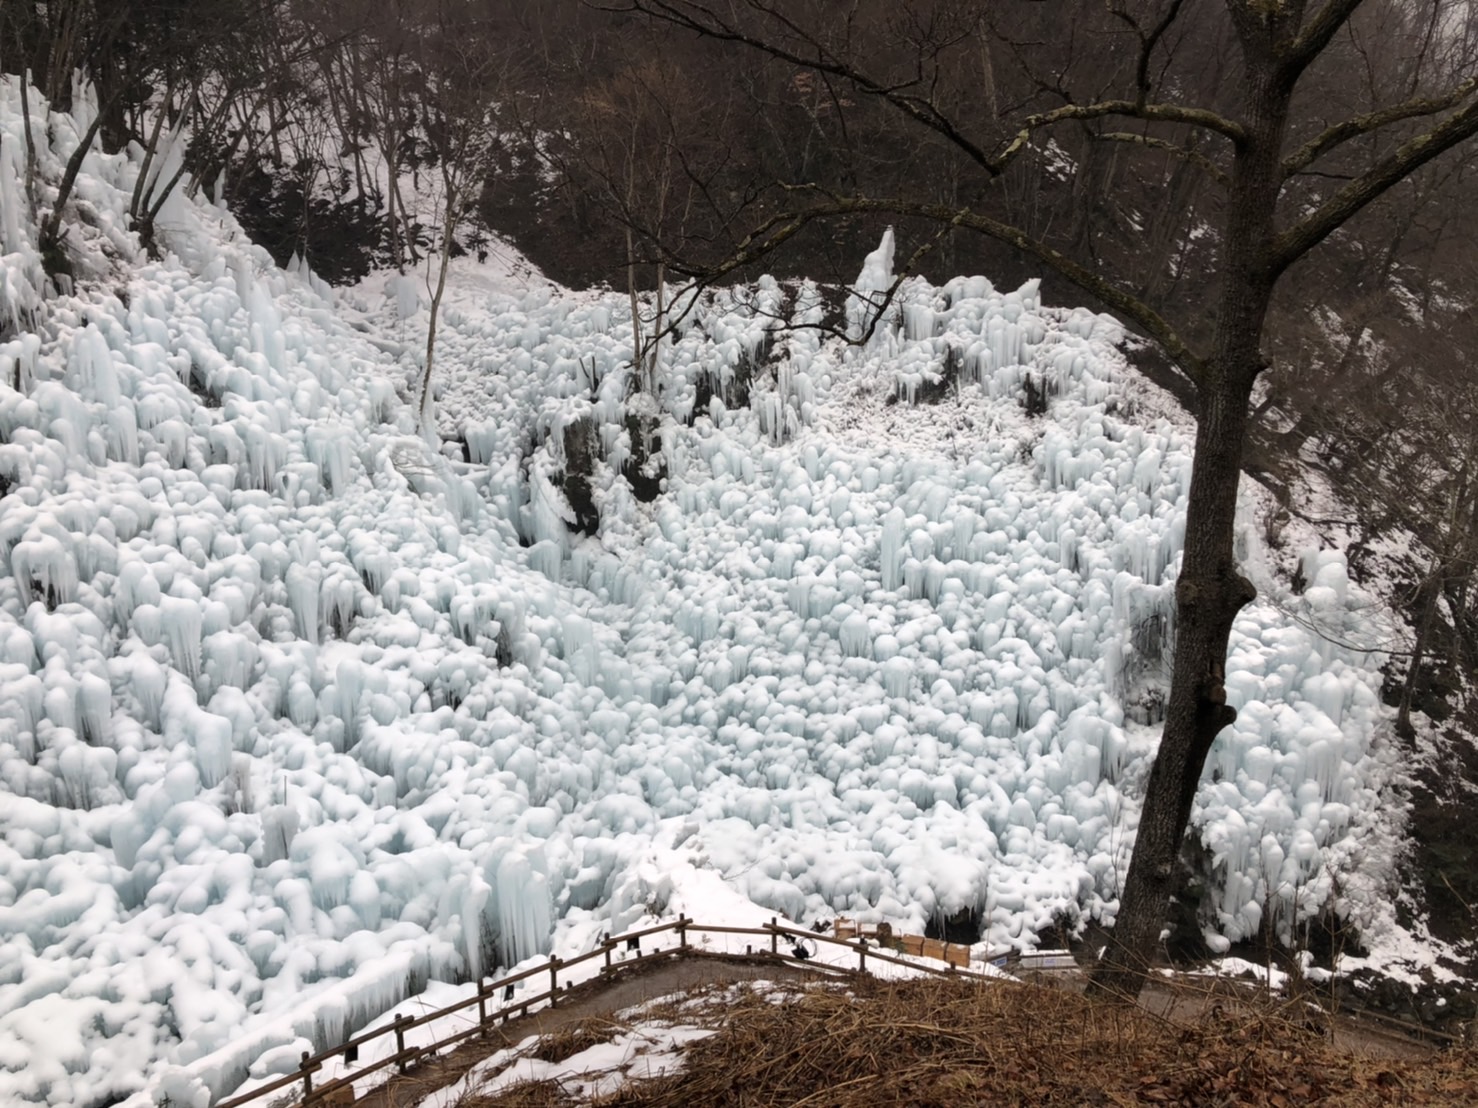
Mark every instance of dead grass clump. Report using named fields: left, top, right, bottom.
left=460, top=1079, right=568, bottom=1107
left=464, top=975, right=1478, bottom=1107
left=524, top=1020, right=617, bottom=1066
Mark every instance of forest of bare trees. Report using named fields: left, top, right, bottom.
left=6, top=0, right=1478, bottom=990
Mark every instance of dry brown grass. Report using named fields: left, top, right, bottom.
left=455, top=975, right=1478, bottom=1107
left=524, top=1020, right=625, bottom=1066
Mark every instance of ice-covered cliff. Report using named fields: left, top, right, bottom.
left=0, top=78, right=1403, bottom=1106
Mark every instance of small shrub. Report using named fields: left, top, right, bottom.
left=559, top=416, right=601, bottom=535
left=1023, top=373, right=1050, bottom=417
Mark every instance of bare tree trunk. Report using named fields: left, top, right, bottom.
left=45, top=0, right=80, bottom=110
left=1398, top=564, right=1445, bottom=739
left=1088, top=54, right=1290, bottom=999
left=379, top=79, right=406, bottom=271
left=139, top=157, right=195, bottom=252
left=1089, top=368, right=1258, bottom=995
left=129, top=93, right=173, bottom=221
left=601, top=0, right=1478, bottom=998
left=419, top=193, right=459, bottom=439
left=626, top=224, right=646, bottom=388
left=651, top=260, right=666, bottom=395
left=40, top=108, right=107, bottom=277
left=19, top=73, right=38, bottom=220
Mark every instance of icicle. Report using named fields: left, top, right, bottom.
left=838, top=611, right=872, bottom=659
left=260, top=805, right=299, bottom=866
left=462, top=873, right=491, bottom=980
left=77, top=673, right=111, bottom=745
left=194, top=710, right=233, bottom=788
left=902, top=303, right=935, bottom=341
left=11, top=532, right=78, bottom=608
left=881, top=657, right=912, bottom=699
left=158, top=596, right=203, bottom=680
left=846, top=228, right=895, bottom=343
left=489, top=847, right=553, bottom=965
left=285, top=563, right=322, bottom=644
left=305, top=427, right=354, bottom=495
left=336, top=660, right=366, bottom=749
left=881, top=509, right=905, bottom=592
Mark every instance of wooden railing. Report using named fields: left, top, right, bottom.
left=214, top=915, right=1002, bottom=1107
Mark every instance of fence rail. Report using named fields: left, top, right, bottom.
left=214, top=915, right=999, bottom=1107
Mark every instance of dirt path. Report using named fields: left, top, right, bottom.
left=1139, top=980, right=1436, bottom=1061
left=1014, top=967, right=1436, bottom=1062
left=351, top=953, right=837, bottom=1107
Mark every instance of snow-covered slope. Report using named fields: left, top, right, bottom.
left=0, top=80, right=1403, bottom=1107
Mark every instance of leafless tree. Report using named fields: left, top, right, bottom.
left=597, top=0, right=1478, bottom=996
left=400, top=2, right=515, bottom=437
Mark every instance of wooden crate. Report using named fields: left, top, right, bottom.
left=830, top=922, right=971, bottom=969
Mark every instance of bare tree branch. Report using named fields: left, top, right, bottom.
left=672, top=191, right=1208, bottom=391
left=1283, top=74, right=1478, bottom=178
left=40, top=109, right=109, bottom=268
left=1281, top=0, right=1369, bottom=78
left=603, top=0, right=1247, bottom=185
left=1097, top=131, right=1231, bottom=185
left=994, top=99, right=1248, bottom=172
left=1268, top=96, right=1478, bottom=276
left=1108, top=0, right=1190, bottom=108
left=597, top=0, right=1003, bottom=174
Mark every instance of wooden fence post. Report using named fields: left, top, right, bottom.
left=218, top=917, right=1011, bottom=1108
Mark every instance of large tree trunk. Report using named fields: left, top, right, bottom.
left=1088, top=54, right=1290, bottom=998
left=19, top=74, right=38, bottom=220
left=40, top=107, right=108, bottom=279
left=1088, top=365, right=1257, bottom=995
left=1398, top=565, right=1444, bottom=740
